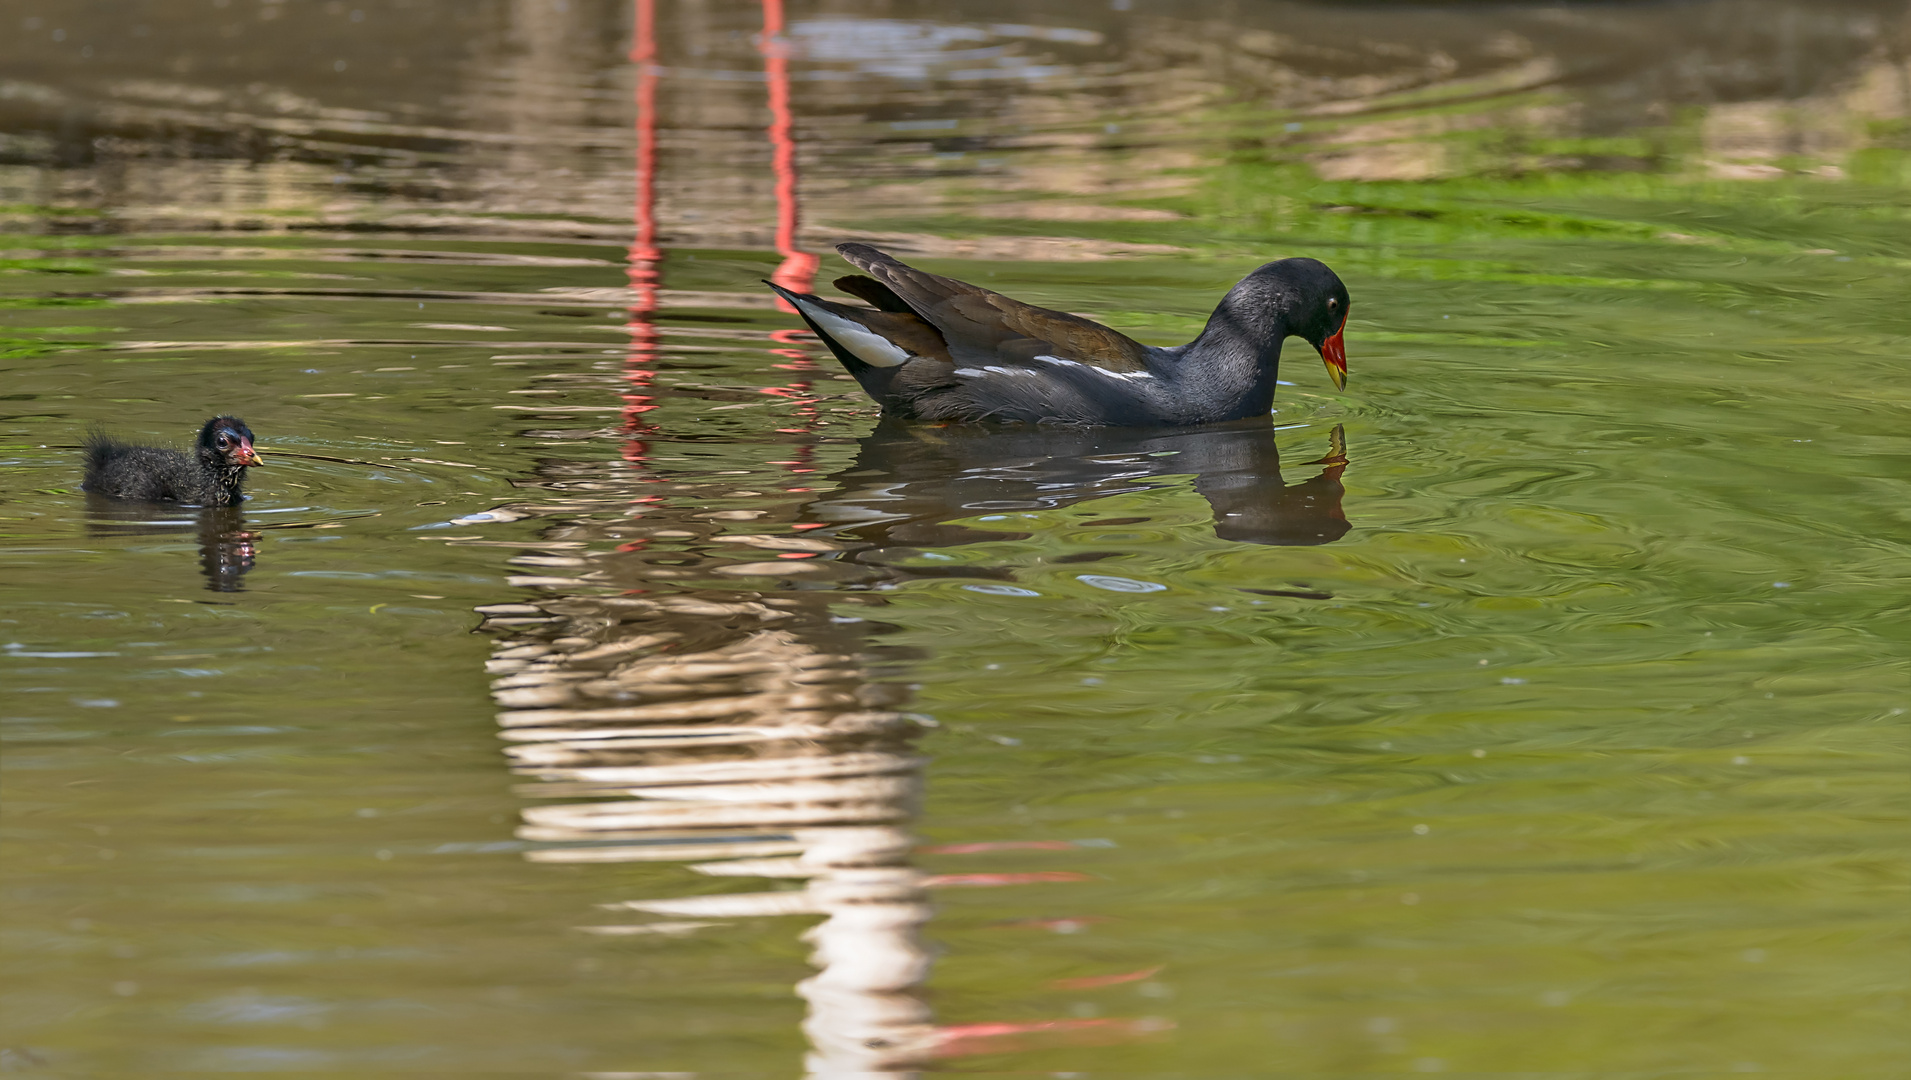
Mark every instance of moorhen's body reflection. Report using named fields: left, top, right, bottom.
left=804, top=416, right=1349, bottom=559
left=84, top=497, right=260, bottom=592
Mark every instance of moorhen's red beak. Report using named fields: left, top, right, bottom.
left=236, top=440, right=264, bottom=467
left=1317, top=314, right=1348, bottom=391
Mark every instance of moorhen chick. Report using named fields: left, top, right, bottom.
left=767, top=243, right=1350, bottom=426
left=84, top=416, right=264, bottom=506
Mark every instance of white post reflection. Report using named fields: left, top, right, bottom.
left=483, top=586, right=940, bottom=1074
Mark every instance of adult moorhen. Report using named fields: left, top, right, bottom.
left=83, top=416, right=264, bottom=506
left=767, top=243, right=1350, bottom=426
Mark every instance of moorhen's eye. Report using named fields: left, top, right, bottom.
left=216, top=434, right=231, bottom=448
left=1328, top=298, right=1339, bottom=310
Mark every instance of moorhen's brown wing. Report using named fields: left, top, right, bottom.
left=837, top=243, right=1154, bottom=373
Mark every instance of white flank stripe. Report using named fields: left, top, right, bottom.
left=795, top=298, right=910, bottom=368
left=954, top=358, right=1153, bottom=382
left=1035, top=354, right=1153, bottom=381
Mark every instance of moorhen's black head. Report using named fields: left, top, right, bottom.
left=1240, top=257, right=1350, bottom=391
left=1210, top=258, right=1351, bottom=393
left=197, top=417, right=263, bottom=471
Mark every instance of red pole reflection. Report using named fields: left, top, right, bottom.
left=759, top=0, right=818, bottom=302
left=623, top=0, right=661, bottom=471
left=759, top=0, right=820, bottom=485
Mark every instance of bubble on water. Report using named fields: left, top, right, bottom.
left=1501, top=677, right=1526, bottom=685
left=962, top=584, right=1040, bottom=597
left=1412, top=824, right=1430, bottom=835
left=1076, top=574, right=1167, bottom=593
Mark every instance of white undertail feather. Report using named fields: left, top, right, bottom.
left=793, top=297, right=911, bottom=368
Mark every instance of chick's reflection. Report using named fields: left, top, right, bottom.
left=809, top=417, right=1349, bottom=553
left=85, top=497, right=260, bottom=592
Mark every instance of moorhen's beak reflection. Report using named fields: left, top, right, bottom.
left=84, top=496, right=259, bottom=592
left=807, top=416, right=1350, bottom=555
left=1197, top=423, right=1349, bottom=545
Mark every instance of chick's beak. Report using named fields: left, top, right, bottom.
left=236, top=440, right=264, bottom=467
left=1317, top=313, right=1348, bottom=392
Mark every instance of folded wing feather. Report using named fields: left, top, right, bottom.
left=836, top=243, right=1153, bottom=375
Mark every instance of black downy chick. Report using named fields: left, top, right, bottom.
left=84, top=416, right=264, bottom=506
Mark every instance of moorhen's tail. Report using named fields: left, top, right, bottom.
left=763, top=279, right=922, bottom=408
left=83, top=426, right=120, bottom=483
left=831, top=274, right=913, bottom=313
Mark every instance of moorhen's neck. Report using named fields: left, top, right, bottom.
left=1169, top=266, right=1310, bottom=418
left=1188, top=276, right=1299, bottom=361
left=197, top=445, right=249, bottom=497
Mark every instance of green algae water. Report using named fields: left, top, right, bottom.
left=3, top=2, right=1909, bottom=1073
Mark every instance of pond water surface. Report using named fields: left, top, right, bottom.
left=3, top=1, right=1909, bottom=1074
